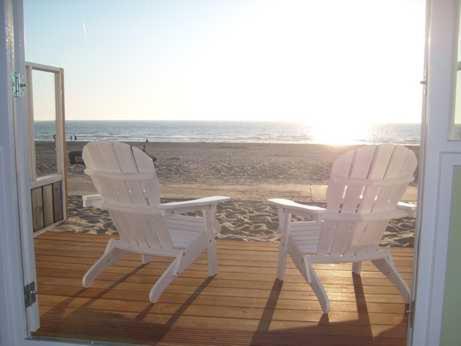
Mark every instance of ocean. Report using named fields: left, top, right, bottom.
left=34, top=120, right=421, bottom=145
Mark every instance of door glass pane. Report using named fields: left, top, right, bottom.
left=32, top=70, right=58, bottom=177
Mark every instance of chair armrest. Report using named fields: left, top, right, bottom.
left=83, top=194, right=230, bottom=212
left=269, top=198, right=411, bottom=221
left=160, top=196, right=230, bottom=212
left=397, top=202, right=417, bottom=218
left=268, top=198, right=326, bottom=217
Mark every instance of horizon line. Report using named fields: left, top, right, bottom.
left=34, top=119, right=422, bottom=125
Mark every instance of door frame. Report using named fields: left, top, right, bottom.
left=0, top=0, right=41, bottom=343
left=411, top=0, right=461, bottom=344
left=0, top=0, right=457, bottom=345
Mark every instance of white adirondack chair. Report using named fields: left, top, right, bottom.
left=81, top=142, right=230, bottom=302
left=269, top=144, right=417, bottom=313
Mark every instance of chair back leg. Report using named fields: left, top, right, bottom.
left=82, top=240, right=125, bottom=287
left=302, top=258, right=330, bottom=313
left=372, top=255, right=411, bottom=303
left=149, top=256, right=181, bottom=303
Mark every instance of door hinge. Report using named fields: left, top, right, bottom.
left=12, top=72, right=27, bottom=98
left=408, top=299, right=415, bottom=330
left=24, top=282, right=37, bottom=308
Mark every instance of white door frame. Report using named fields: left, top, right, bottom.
left=411, top=0, right=461, bottom=345
left=0, top=0, right=41, bottom=344
left=0, top=0, right=458, bottom=345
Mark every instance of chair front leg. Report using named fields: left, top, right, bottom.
left=277, top=210, right=291, bottom=281
left=277, top=239, right=288, bottom=280
left=142, top=254, right=154, bottom=264
left=204, top=206, right=218, bottom=277
left=352, top=262, right=362, bottom=275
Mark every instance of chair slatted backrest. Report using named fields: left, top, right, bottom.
left=318, top=144, right=417, bottom=256
left=83, top=142, right=173, bottom=250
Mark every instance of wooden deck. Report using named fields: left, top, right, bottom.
left=33, top=232, right=412, bottom=346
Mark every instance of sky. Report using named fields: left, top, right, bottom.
left=24, top=0, right=426, bottom=124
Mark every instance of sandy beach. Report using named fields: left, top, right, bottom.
left=35, top=141, right=419, bottom=246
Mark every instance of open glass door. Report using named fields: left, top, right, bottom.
left=25, top=63, right=67, bottom=234
left=411, top=0, right=461, bottom=344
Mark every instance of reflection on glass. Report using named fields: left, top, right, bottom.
left=32, top=70, right=58, bottom=177
left=455, top=72, right=461, bottom=124
left=451, top=6, right=461, bottom=139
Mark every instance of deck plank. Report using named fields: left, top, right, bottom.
left=33, top=232, right=411, bottom=345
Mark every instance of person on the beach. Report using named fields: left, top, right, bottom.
left=141, top=138, right=148, bottom=152
left=140, top=139, right=157, bottom=165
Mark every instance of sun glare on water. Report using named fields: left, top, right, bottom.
left=309, top=121, right=371, bottom=146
